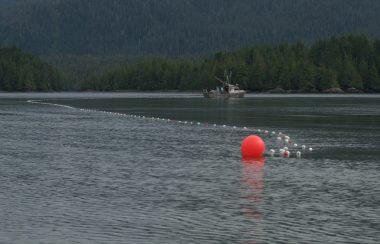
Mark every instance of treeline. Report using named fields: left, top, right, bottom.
left=85, top=35, right=380, bottom=92
left=0, top=47, right=61, bottom=91
left=1, top=35, right=380, bottom=92
left=1, top=0, right=380, bottom=56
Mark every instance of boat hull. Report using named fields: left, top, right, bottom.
left=203, top=91, right=245, bottom=98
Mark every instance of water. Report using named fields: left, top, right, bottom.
left=0, top=93, right=379, bottom=243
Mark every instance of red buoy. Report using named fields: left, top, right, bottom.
left=241, top=135, right=265, bottom=158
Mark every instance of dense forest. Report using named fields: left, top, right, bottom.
left=0, top=0, right=380, bottom=56
left=1, top=35, right=380, bottom=92
left=1, top=0, right=380, bottom=92
left=0, top=47, right=61, bottom=91
left=83, top=35, right=380, bottom=92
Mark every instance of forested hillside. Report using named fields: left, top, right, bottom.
left=1, top=35, right=379, bottom=92
left=0, top=47, right=61, bottom=91
left=0, top=0, right=380, bottom=56
left=85, top=35, right=380, bottom=92
left=0, top=0, right=21, bottom=4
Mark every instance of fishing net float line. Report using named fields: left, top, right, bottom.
left=27, top=100, right=314, bottom=158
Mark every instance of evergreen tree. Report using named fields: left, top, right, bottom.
left=339, top=57, right=362, bottom=89
left=364, top=63, right=380, bottom=91
left=315, top=67, right=339, bottom=90
left=0, top=47, right=61, bottom=91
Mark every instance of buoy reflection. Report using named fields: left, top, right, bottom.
left=241, top=157, right=265, bottom=243
left=241, top=157, right=264, bottom=217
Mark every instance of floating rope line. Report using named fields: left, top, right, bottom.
left=27, top=99, right=314, bottom=158
left=27, top=99, right=75, bottom=110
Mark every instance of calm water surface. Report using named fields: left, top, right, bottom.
left=0, top=93, right=379, bottom=243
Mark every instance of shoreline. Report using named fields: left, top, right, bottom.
left=1, top=88, right=379, bottom=94
left=1, top=91, right=380, bottom=100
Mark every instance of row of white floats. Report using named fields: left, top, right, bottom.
left=28, top=100, right=314, bottom=158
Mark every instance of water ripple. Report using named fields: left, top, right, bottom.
left=0, top=96, right=379, bottom=243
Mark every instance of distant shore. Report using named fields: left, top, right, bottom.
left=0, top=88, right=379, bottom=94
left=1, top=91, right=380, bottom=101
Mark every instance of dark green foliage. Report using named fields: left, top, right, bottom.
left=88, top=35, right=380, bottom=92
left=1, top=0, right=380, bottom=56
left=0, top=47, right=61, bottom=91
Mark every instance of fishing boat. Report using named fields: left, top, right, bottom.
left=203, top=71, right=246, bottom=98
